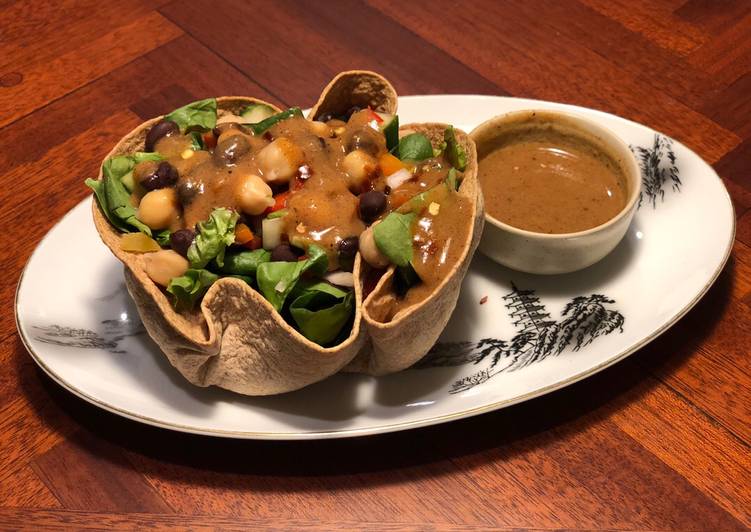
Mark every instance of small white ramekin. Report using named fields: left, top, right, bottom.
left=470, top=109, right=641, bottom=275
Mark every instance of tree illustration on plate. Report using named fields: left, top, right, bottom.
left=632, top=133, right=681, bottom=208
left=416, top=283, right=624, bottom=394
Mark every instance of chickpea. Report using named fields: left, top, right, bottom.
left=343, top=149, right=376, bottom=192
left=236, top=174, right=274, bottom=215
left=309, top=120, right=331, bottom=138
left=144, top=250, right=189, bottom=287
left=257, top=137, right=304, bottom=184
left=359, top=225, right=389, bottom=268
left=137, top=188, right=179, bottom=230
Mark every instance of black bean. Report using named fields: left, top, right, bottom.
left=344, top=106, right=362, bottom=121
left=177, top=180, right=200, bottom=205
left=337, top=236, right=359, bottom=258
left=213, top=134, right=250, bottom=165
left=345, top=129, right=381, bottom=156
left=145, top=120, right=179, bottom=152
left=141, top=161, right=179, bottom=191
left=270, top=244, right=301, bottom=262
left=337, top=236, right=359, bottom=272
left=170, top=228, right=195, bottom=257
left=358, top=190, right=387, bottom=223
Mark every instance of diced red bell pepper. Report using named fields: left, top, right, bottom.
left=263, top=191, right=290, bottom=215
left=366, top=107, right=383, bottom=124
left=202, top=131, right=217, bottom=149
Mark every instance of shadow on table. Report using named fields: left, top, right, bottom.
left=14, top=256, right=735, bottom=491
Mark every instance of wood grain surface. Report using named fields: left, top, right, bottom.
left=3, top=1, right=750, bottom=530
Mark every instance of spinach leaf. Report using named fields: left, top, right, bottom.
left=247, top=107, right=303, bottom=135
left=444, top=126, right=467, bottom=171
left=373, top=212, right=416, bottom=267
left=154, top=229, right=171, bottom=247
left=218, top=249, right=271, bottom=277
left=167, top=269, right=219, bottom=311
left=398, top=133, right=433, bottom=161
left=256, top=245, right=327, bottom=311
left=85, top=152, right=164, bottom=235
left=394, top=263, right=421, bottom=297
left=290, top=283, right=354, bottom=345
left=164, top=98, right=217, bottom=133
left=189, top=131, right=204, bottom=150
left=187, top=208, right=239, bottom=269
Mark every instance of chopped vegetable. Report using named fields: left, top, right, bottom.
left=398, top=133, right=434, bottom=161
left=378, top=113, right=399, bottom=152
left=234, top=223, right=254, bottom=245
left=218, top=249, right=271, bottom=277
left=246, top=107, right=303, bottom=135
left=267, top=208, right=288, bottom=219
left=385, top=168, right=412, bottom=190
left=187, top=208, right=239, bottom=269
left=257, top=245, right=328, bottom=310
left=240, top=103, right=276, bottom=123
left=268, top=191, right=290, bottom=214
left=289, top=282, right=354, bottom=345
left=262, top=216, right=284, bottom=250
left=120, top=232, right=160, bottom=253
left=167, top=269, right=219, bottom=311
left=444, top=126, right=467, bottom=171
left=164, top=98, right=218, bottom=133
left=379, top=152, right=406, bottom=177
left=446, top=168, right=461, bottom=191
left=373, top=212, right=416, bottom=267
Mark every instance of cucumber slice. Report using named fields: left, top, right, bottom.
left=377, top=112, right=399, bottom=152
left=241, top=104, right=276, bottom=124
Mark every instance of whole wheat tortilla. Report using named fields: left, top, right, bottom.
left=90, top=73, right=482, bottom=395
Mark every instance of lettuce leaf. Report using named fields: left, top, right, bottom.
left=256, top=245, right=327, bottom=310
left=85, top=152, right=163, bottom=235
left=164, top=98, right=217, bottom=133
left=373, top=212, right=416, bottom=267
left=218, top=249, right=272, bottom=277
left=289, top=282, right=354, bottom=345
left=187, top=208, right=239, bottom=269
left=166, top=269, right=219, bottom=311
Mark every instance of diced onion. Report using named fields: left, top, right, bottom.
left=386, top=168, right=412, bottom=190
left=262, top=217, right=284, bottom=250
left=323, top=271, right=355, bottom=287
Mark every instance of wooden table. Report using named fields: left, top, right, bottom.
left=2, top=1, right=750, bottom=529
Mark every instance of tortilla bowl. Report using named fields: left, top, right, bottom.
left=90, top=71, right=483, bottom=395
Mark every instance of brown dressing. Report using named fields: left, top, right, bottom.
left=140, top=110, right=470, bottom=312
left=479, top=130, right=627, bottom=234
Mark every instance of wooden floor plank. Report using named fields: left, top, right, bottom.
left=702, top=72, right=751, bottom=139
left=0, top=11, right=182, bottom=128
left=0, top=0, right=173, bottom=73
left=611, top=381, right=751, bottom=527
left=675, top=0, right=751, bottom=34
left=501, top=0, right=719, bottom=110
left=159, top=0, right=503, bottom=107
left=32, top=432, right=174, bottom=513
left=688, top=12, right=751, bottom=86
left=0, top=465, right=61, bottom=509
left=371, top=0, right=740, bottom=164
left=579, top=0, right=707, bottom=55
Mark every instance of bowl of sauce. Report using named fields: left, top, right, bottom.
left=471, top=110, right=640, bottom=274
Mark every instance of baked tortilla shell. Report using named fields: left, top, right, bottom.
left=92, top=97, right=366, bottom=396
left=91, top=74, right=482, bottom=395
left=308, top=70, right=398, bottom=121
left=345, top=123, right=484, bottom=375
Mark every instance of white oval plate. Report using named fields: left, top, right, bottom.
left=16, top=95, right=734, bottom=439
